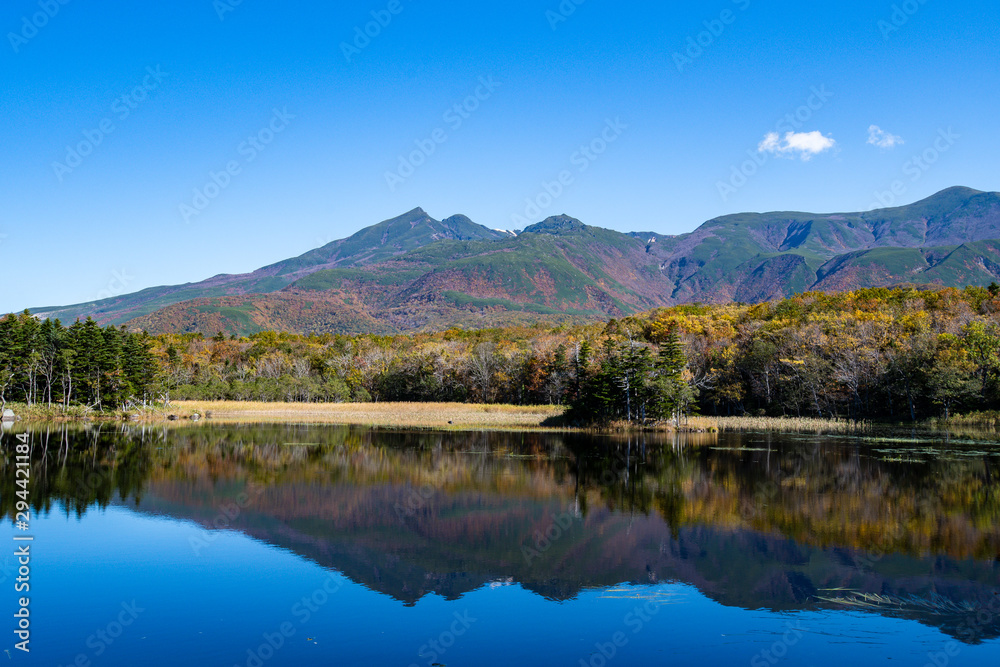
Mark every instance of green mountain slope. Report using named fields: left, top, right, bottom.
left=25, top=187, right=1000, bottom=336
left=656, top=186, right=1000, bottom=302
left=126, top=216, right=680, bottom=335
left=30, top=208, right=506, bottom=326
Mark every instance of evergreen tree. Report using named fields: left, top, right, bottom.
left=650, top=328, right=687, bottom=423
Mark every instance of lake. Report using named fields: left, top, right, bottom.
left=2, top=423, right=999, bottom=666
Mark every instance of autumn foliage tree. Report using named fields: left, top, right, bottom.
left=11, top=286, right=1000, bottom=421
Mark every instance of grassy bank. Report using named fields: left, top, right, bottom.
left=167, top=400, right=569, bottom=431
left=927, top=411, right=1000, bottom=429
left=6, top=400, right=708, bottom=434
left=6, top=401, right=890, bottom=436
left=0, top=402, right=161, bottom=423
left=1, top=400, right=568, bottom=430
left=694, top=415, right=872, bottom=435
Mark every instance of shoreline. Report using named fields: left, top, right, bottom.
left=170, top=400, right=573, bottom=431
left=7, top=402, right=1000, bottom=440
left=5, top=401, right=576, bottom=432
left=4, top=401, right=706, bottom=434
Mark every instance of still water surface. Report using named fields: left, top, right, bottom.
left=2, top=424, right=999, bottom=666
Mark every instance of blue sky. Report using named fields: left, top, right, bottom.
left=1, top=0, right=998, bottom=312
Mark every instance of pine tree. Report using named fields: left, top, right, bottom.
left=650, top=328, right=687, bottom=424
left=123, top=332, right=159, bottom=406
left=72, top=319, right=107, bottom=407
left=0, top=315, right=16, bottom=409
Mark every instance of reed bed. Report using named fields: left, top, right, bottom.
left=693, top=415, right=871, bottom=435
left=168, top=400, right=568, bottom=431
left=0, top=402, right=150, bottom=422
left=928, top=411, right=1000, bottom=429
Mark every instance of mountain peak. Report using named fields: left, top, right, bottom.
left=389, top=207, right=431, bottom=224
left=443, top=214, right=474, bottom=226
left=879, top=186, right=988, bottom=215
left=522, top=215, right=588, bottom=236
left=931, top=186, right=983, bottom=198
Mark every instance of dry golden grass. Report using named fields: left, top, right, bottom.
left=930, top=411, right=1000, bottom=429
left=167, top=400, right=568, bottom=431
left=690, top=415, right=869, bottom=434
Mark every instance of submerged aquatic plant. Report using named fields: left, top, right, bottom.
left=816, top=591, right=977, bottom=615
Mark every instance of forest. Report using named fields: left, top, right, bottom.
left=0, top=314, right=158, bottom=411
left=4, top=285, right=1000, bottom=422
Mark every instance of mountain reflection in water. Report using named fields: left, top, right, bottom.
left=4, top=423, right=999, bottom=645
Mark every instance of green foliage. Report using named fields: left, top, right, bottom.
left=654, top=286, right=1000, bottom=420
left=293, top=268, right=419, bottom=291
left=21, top=282, right=1000, bottom=423
left=568, top=326, right=694, bottom=426
left=0, top=313, right=159, bottom=410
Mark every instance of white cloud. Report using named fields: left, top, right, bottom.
left=867, top=125, right=904, bottom=149
left=759, top=132, right=781, bottom=153
left=758, top=131, right=836, bottom=160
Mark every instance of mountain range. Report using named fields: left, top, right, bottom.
left=30, top=186, right=1000, bottom=335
